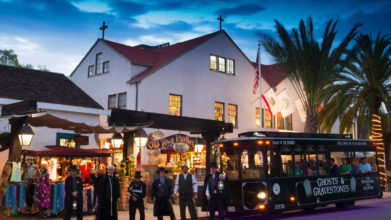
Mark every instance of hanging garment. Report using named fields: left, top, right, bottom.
left=10, top=162, right=22, bottom=182
left=34, top=171, right=50, bottom=209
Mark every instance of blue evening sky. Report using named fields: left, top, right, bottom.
left=0, top=0, right=390, bottom=75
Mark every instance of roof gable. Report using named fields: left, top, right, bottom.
left=252, top=63, right=287, bottom=88
left=0, top=65, right=103, bottom=109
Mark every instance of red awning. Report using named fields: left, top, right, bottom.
left=22, top=145, right=114, bottom=157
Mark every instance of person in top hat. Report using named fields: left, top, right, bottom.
left=202, top=162, right=230, bottom=220
left=173, top=164, right=198, bottom=220
left=151, top=167, right=175, bottom=220
left=96, top=165, right=120, bottom=220
left=128, top=171, right=146, bottom=220
left=64, top=165, right=83, bottom=220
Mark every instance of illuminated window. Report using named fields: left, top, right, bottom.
left=88, top=65, right=95, bottom=77
left=210, top=55, right=217, bottom=70
left=277, top=113, right=292, bottom=130
left=103, top=61, right=110, bottom=73
left=169, top=94, right=182, bottom=116
left=227, top=59, right=234, bottom=74
left=118, top=93, right=127, bottom=109
left=228, top=104, right=238, bottom=128
left=218, top=57, right=226, bottom=72
left=263, top=109, right=272, bottom=128
left=215, top=102, right=224, bottom=121
left=255, top=107, right=260, bottom=128
left=96, top=53, right=103, bottom=74
left=108, top=94, right=117, bottom=109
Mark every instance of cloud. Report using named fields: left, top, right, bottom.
left=216, top=4, right=266, bottom=17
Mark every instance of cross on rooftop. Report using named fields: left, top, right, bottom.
left=100, top=21, right=108, bottom=40
left=217, top=15, right=224, bottom=31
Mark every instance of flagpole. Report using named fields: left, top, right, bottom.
left=258, top=43, right=262, bottom=132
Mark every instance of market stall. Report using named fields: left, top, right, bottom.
left=2, top=146, right=113, bottom=216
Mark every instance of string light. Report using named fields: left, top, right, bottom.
left=370, top=114, right=387, bottom=184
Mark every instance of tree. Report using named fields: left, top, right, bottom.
left=319, top=33, right=391, bottom=135
left=0, top=49, right=49, bottom=71
left=0, top=49, right=19, bottom=66
left=260, top=17, right=360, bottom=132
left=320, top=33, right=391, bottom=184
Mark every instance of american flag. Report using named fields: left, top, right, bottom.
left=252, top=45, right=260, bottom=95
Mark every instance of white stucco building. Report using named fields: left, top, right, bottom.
left=0, top=65, right=105, bottom=181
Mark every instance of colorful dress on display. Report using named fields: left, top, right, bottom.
left=34, top=170, right=50, bottom=209
left=10, top=161, right=22, bottom=182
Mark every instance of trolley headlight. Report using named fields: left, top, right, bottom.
left=257, top=192, right=267, bottom=199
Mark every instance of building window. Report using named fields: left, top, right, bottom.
left=255, top=107, right=260, bottom=128
left=56, top=133, right=79, bottom=148
left=218, top=57, right=226, bottom=72
left=215, top=102, right=224, bottom=121
left=88, top=65, right=95, bottom=77
left=118, top=93, right=127, bottom=109
left=210, top=55, right=217, bottom=71
left=263, top=109, right=273, bottom=128
left=228, top=104, right=237, bottom=128
left=210, top=55, right=234, bottom=75
left=277, top=113, right=292, bottom=130
left=108, top=94, right=117, bottom=109
left=227, top=59, right=234, bottom=74
left=103, top=61, right=110, bottom=73
left=96, top=53, right=103, bottom=74
left=169, top=94, right=182, bottom=116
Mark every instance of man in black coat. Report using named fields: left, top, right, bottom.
left=202, top=162, right=230, bottom=220
left=151, top=167, right=175, bottom=220
left=63, top=165, right=83, bottom=220
left=96, top=165, right=120, bottom=220
left=128, top=171, right=146, bottom=220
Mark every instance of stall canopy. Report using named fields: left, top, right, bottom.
left=2, top=112, right=151, bottom=134
left=22, top=145, right=114, bottom=157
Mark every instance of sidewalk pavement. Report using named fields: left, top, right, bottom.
left=4, top=192, right=391, bottom=219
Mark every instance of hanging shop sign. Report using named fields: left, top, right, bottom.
left=146, top=134, right=195, bottom=151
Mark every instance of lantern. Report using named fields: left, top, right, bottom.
left=134, top=129, right=148, bottom=147
left=111, top=133, right=123, bottom=149
left=18, top=125, right=34, bottom=146
left=194, top=138, right=206, bottom=153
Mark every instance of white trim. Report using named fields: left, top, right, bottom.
left=37, top=102, right=107, bottom=115
left=0, top=98, right=107, bottom=115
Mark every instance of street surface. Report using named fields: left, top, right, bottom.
left=3, top=195, right=391, bottom=220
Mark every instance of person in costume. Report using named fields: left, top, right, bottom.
left=34, top=164, right=50, bottom=210
left=63, top=165, right=83, bottom=220
left=173, top=164, right=197, bottom=220
left=202, top=162, right=230, bottom=220
left=151, top=167, right=175, bottom=220
left=96, top=165, right=120, bottom=220
left=128, top=171, right=146, bottom=220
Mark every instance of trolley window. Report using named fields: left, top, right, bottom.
left=317, top=146, right=327, bottom=175
left=305, top=145, right=316, bottom=176
left=268, top=147, right=282, bottom=177
left=222, top=152, right=239, bottom=180
left=280, top=146, right=292, bottom=176
left=241, top=150, right=266, bottom=179
left=291, top=146, right=304, bottom=176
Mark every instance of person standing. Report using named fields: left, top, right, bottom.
left=151, top=167, right=175, bottom=220
left=173, top=165, right=197, bottom=220
left=128, top=171, right=146, bottom=220
left=96, top=165, right=120, bottom=220
left=63, top=165, right=83, bottom=220
left=202, top=162, right=230, bottom=220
